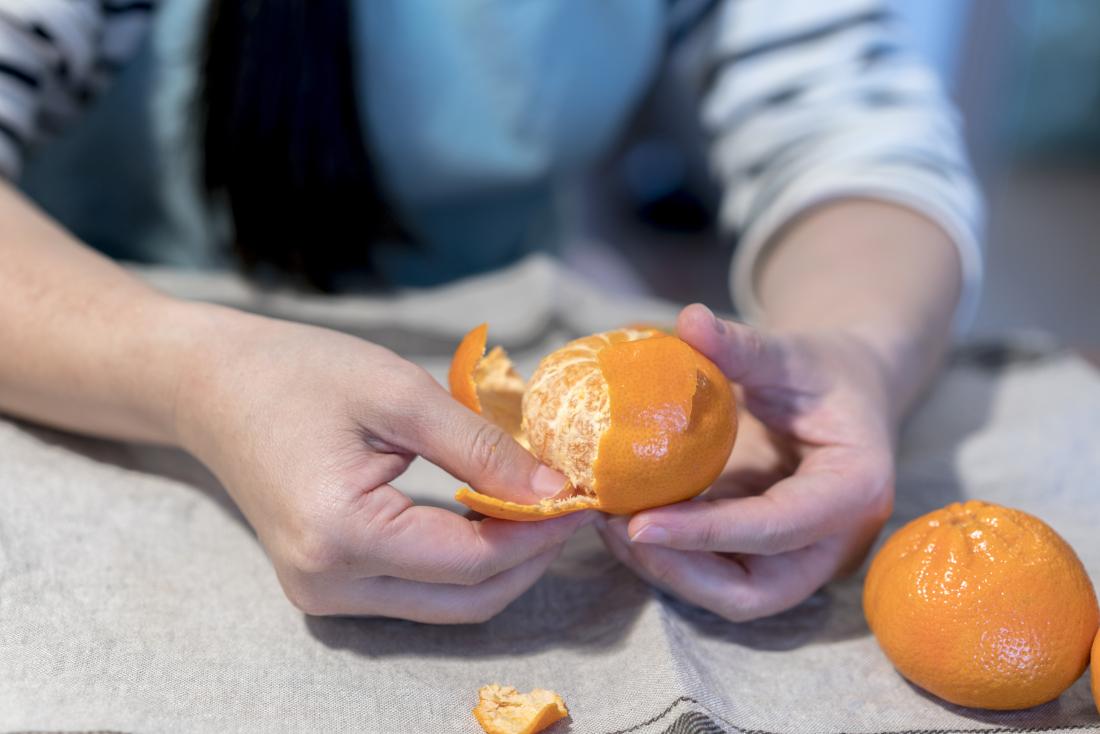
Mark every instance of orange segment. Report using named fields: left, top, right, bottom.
left=449, top=323, right=488, bottom=413
left=473, top=684, right=568, bottom=734
left=455, top=486, right=599, bottom=522
left=593, top=335, right=736, bottom=514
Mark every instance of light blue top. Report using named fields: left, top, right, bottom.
left=355, top=0, right=663, bottom=284
left=22, top=0, right=666, bottom=286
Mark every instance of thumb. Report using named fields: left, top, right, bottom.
left=676, top=303, right=804, bottom=390
left=397, top=376, right=568, bottom=504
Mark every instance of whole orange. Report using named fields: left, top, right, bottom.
left=449, top=324, right=737, bottom=519
left=864, top=500, right=1099, bottom=710
left=1093, top=630, right=1099, bottom=715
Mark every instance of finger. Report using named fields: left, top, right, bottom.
left=676, top=303, right=815, bottom=392
left=627, top=445, right=892, bottom=554
left=323, top=547, right=564, bottom=623
left=599, top=516, right=842, bottom=621
left=342, top=483, right=593, bottom=584
left=387, top=372, right=568, bottom=503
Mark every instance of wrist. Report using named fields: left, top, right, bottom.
left=754, top=200, right=961, bottom=421
left=148, top=298, right=263, bottom=453
left=843, top=319, right=951, bottom=423
left=780, top=321, right=937, bottom=429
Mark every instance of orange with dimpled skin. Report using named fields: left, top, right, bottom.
left=1093, top=630, right=1099, bottom=715
left=864, top=500, right=1099, bottom=710
left=448, top=323, right=737, bottom=519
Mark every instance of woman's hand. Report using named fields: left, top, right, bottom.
left=597, top=303, right=897, bottom=621
left=0, top=181, right=586, bottom=624
left=173, top=305, right=590, bottom=624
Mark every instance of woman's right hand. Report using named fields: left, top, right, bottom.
left=0, top=181, right=584, bottom=624
left=171, top=303, right=591, bottom=624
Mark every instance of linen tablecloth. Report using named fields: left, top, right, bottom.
left=2, top=256, right=1098, bottom=733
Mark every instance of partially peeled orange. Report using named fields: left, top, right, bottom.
left=449, top=324, right=737, bottom=520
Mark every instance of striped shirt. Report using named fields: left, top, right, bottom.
left=0, top=0, right=982, bottom=325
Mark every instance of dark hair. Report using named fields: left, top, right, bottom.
left=201, top=0, right=407, bottom=290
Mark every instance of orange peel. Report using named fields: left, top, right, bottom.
left=448, top=323, right=487, bottom=414
left=448, top=324, right=737, bottom=520
left=473, top=684, right=568, bottom=734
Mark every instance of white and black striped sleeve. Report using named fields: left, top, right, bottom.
left=0, top=0, right=155, bottom=179
left=674, top=0, right=984, bottom=330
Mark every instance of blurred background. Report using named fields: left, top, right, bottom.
left=565, top=0, right=1100, bottom=347
left=16, top=0, right=1098, bottom=348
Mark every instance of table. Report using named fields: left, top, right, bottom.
left=2, top=257, right=1098, bottom=733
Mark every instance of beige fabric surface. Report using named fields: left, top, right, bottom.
left=1, top=256, right=1098, bottom=733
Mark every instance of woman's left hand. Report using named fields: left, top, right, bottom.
left=597, top=303, right=899, bottom=621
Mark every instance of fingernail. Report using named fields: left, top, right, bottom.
left=531, top=464, right=569, bottom=499
left=710, top=309, right=725, bottom=334
left=630, top=524, right=671, bottom=545
left=695, top=303, right=723, bottom=333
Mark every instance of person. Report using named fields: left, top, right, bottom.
left=0, top=0, right=981, bottom=624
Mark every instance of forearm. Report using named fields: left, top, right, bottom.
left=0, top=180, right=208, bottom=444
left=755, top=199, right=963, bottom=421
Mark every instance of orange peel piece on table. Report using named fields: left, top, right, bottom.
left=473, top=684, right=568, bottom=734
left=448, top=323, right=737, bottom=520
